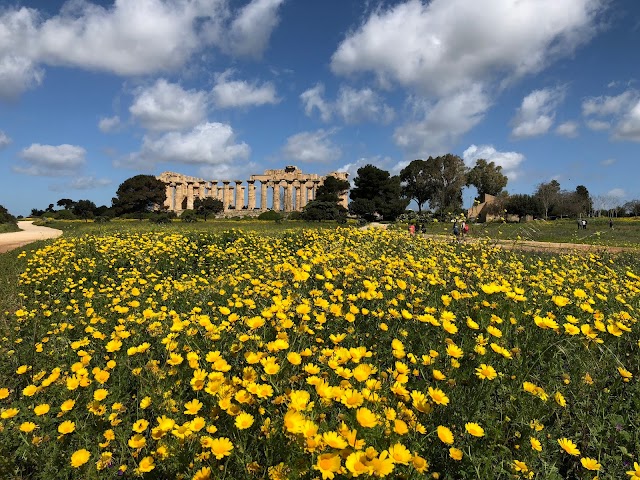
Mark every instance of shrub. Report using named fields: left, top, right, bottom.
left=257, top=210, right=283, bottom=221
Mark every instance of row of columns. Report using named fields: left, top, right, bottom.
left=165, top=179, right=322, bottom=213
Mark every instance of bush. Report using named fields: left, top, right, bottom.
left=93, top=216, right=111, bottom=223
left=257, top=210, right=283, bottom=221
left=149, top=213, right=172, bottom=224
left=286, top=211, right=303, bottom=221
left=181, top=210, right=198, bottom=223
left=54, top=210, right=76, bottom=220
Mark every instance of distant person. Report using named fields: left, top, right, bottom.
left=409, top=224, right=416, bottom=236
left=583, top=219, right=587, bottom=229
left=609, top=219, right=613, bottom=229
left=452, top=222, right=460, bottom=242
left=421, top=223, right=426, bottom=234
left=460, top=221, right=466, bottom=239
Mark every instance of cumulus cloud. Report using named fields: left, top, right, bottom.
left=585, top=119, right=610, bottom=131
left=600, top=158, right=615, bottom=166
left=335, top=86, right=394, bottom=124
left=125, top=122, right=250, bottom=168
left=331, top=0, right=604, bottom=96
left=227, top=0, right=285, bottom=58
left=0, top=130, right=11, bottom=149
left=98, top=115, right=121, bottom=133
left=511, top=87, right=565, bottom=139
left=199, top=161, right=260, bottom=181
left=282, top=129, right=342, bottom=163
left=462, top=144, right=525, bottom=180
left=555, top=120, right=579, bottom=138
left=607, top=187, right=626, bottom=198
left=339, top=155, right=396, bottom=186
left=0, top=0, right=285, bottom=96
left=300, top=83, right=393, bottom=124
left=394, top=85, right=490, bottom=156
left=582, top=89, right=640, bottom=140
left=15, top=143, right=86, bottom=176
left=300, top=84, right=333, bottom=122
left=0, top=55, right=44, bottom=100
left=582, top=90, right=636, bottom=116
left=130, top=79, right=207, bottom=132
left=211, top=70, right=279, bottom=108
left=613, top=99, right=640, bottom=141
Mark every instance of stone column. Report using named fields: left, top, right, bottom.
left=296, top=181, right=303, bottom=211
left=222, top=181, right=231, bottom=210
left=273, top=181, right=281, bottom=211
left=260, top=181, right=268, bottom=211
left=305, top=184, right=314, bottom=208
left=247, top=180, right=256, bottom=210
left=283, top=181, right=292, bottom=212
left=235, top=181, right=243, bottom=210
left=217, top=186, right=223, bottom=202
left=165, top=183, right=173, bottom=211
left=312, top=180, right=321, bottom=201
left=186, top=182, right=195, bottom=210
left=209, top=181, right=217, bottom=199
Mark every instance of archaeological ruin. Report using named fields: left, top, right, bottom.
left=158, top=166, right=349, bottom=215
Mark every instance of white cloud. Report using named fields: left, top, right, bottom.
left=586, top=119, right=610, bottom=131
left=581, top=89, right=640, bottom=141
left=199, top=161, right=260, bottom=181
left=394, top=85, right=490, bottom=156
left=0, top=54, right=44, bottom=100
left=335, top=86, right=394, bottom=124
left=211, top=70, right=279, bottom=109
left=600, top=158, right=615, bottom=166
left=511, top=87, right=565, bottom=139
left=339, top=155, right=396, bottom=186
left=227, top=0, right=285, bottom=58
left=555, top=121, right=579, bottom=138
left=300, top=83, right=332, bottom=122
left=98, top=115, right=121, bottom=133
left=607, top=188, right=626, bottom=198
left=462, top=144, right=525, bottom=180
left=128, top=122, right=250, bottom=167
left=613, top=99, right=640, bottom=141
left=0, top=0, right=284, bottom=96
left=0, top=130, right=11, bottom=149
left=130, top=79, right=207, bottom=131
left=582, top=90, right=636, bottom=116
left=331, top=0, right=604, bottom=96
left=15, top=143, right=86, bottom=176
left=282, top=129, right=342, bottom=163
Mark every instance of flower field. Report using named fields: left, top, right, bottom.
left=1, top=227, right=639, bottom=479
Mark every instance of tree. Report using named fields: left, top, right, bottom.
left=535, top=180, right=561, bottom=219
left=399, top=159, right=431, bottom=212
left=73, top=199, right=97, bottom=222
left=46, top=203, right=55, bottom=213
left=349, top=165, right=409, bottom=221
left=423, top=154, right=467, bottom=215
left=466, top=159, right=508, bottom=200
left=57, top=198, right=75, bottom=209
left=622, top=199, right=640, bottom=217
left=112, top=175, right=166, bottom=217
left=301, top=175, right=350, bottom=222
left=0, top=205, right=16, bottom=224
left=574, top=185, right=592, bottom=215
left=193, top=197, right=224, bottom=220
left=505, top=194, right=542, bottom=218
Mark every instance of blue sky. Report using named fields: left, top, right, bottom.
left=1, top=0, right=639, bottom=216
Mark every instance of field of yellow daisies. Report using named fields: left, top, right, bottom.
left=1, top=227, right=639, bottom=479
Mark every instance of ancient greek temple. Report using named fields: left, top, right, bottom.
left=158, top=166, right=348, bottom=215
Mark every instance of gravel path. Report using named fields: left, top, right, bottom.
left=0, top=221, right=63, bottom=253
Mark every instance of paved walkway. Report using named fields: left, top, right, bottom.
left=0, top=221, right=63, bottom=254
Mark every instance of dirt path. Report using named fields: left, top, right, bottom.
left=0, top=221, right=63, bottom=254
left=421, top=233, right=637, bottom=254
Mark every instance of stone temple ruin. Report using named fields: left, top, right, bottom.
left=158, top=166, right=349, bottom=215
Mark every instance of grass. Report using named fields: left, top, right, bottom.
left=35, top=218, right=350, bottom=237
left=0, top=223, right=20, bottom=234
left=408, top=217, right=640, bottom=248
